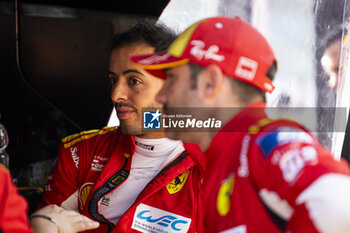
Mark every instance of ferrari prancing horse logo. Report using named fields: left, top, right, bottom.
left=166, top=170, right=190, bottom=194
left=217, top=173, right=235, bottom=216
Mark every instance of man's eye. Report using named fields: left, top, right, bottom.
left=129, top=77, right=141, bottom=85
left=109, top=77, right=118, bottom=85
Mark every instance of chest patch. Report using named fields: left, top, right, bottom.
left=132, top=204, right=192, bottom=233
left=79, top=182, right=94, bottom=210
left=166, top=170, right=190, bottom=194
left=217, top=173, right=235, bottom=216
left=91, top=154, right=109, bottom=171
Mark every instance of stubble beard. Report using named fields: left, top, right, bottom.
left=119, top=115, right=143, bottom=136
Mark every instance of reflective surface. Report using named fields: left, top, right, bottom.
left=0, top=122, right=9, bottom=168
left=0, top=122, right=9, bottom=151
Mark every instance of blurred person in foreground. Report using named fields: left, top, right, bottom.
left=36, top=21, right=203, bottom=233
left=0, top=165, right=99, bottom=233
left=0, top=119, right=99, bottom=233
left=132, top=16, right=350, bottom=233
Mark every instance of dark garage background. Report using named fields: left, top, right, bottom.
left=0, top=0, right=169, bottom=174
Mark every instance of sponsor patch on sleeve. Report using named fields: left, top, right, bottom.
left=279, top=145, right=318, bottom=182
left=256, top=127, right=313, bottom=157
left=132, top=204, right=191, bottom=233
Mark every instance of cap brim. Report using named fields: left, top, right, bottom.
left=131, top=52, right=189, bottom=72
left=144, top=69, right=168, bottom=80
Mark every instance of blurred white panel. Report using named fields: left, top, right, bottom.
left=107, top=108, right=119, bottom=127
left=251, top=0, right=318, bottom=138
left=157, top=0, right=220, bottom=33
left=252, top=0, right=316, bottom=108
left=218, top=0, right=251, bottom=21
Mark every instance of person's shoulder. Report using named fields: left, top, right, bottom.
left=251, top=118, right=316, bottom=156
left=248, top=118, right=306, bottom=135
left=0, top=163, right=8, bottom=173
left=61, top=126, right=119, bottom=149
left=0, top=164, right=12, bottom=193
left=0, top=164, right=10, bottom=180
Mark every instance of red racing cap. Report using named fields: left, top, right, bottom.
left=131, top=16, right=277, bottom=93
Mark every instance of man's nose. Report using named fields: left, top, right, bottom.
left=111, top=82, right=129, bottom=102
left=156, top=84, right=167, bottom=104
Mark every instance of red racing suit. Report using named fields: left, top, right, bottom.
left=200, top=102, right=350, bottom=233
left=39, top=127, right=203, bottom=233
left=0, top=164, right=32, bottom=233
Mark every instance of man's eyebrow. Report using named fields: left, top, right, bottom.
left=108, top=69, right=145, bottom=77
left=123, top=69, right=145, bottom=76
left=108, top=71, right=117, bottom=77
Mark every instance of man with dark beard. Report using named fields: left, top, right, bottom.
left=132, top=16, right=350, bottom=233
left=37, top=21, right=203, bottom=233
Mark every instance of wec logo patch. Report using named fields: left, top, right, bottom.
left=132, top=204, right=191, bottom=233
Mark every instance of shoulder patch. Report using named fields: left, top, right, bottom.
left=257, top=127, right=313, bottom=157
left=62, top=126, right=117, bottom=148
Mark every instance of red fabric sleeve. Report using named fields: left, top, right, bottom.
left=250, top=128, right=350, bottom=232
left=37, top=143, right=79, bottom=209
left=0, top=165, right=32, bottom=233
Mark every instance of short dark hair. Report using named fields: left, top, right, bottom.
left=188, top=63, right=204, bottom=89
left=110, top=19, right=177, bottom=52
left=188, top=62, right=276, bottom=103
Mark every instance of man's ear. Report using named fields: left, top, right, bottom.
left=202, top=64, right=225, bottom=99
